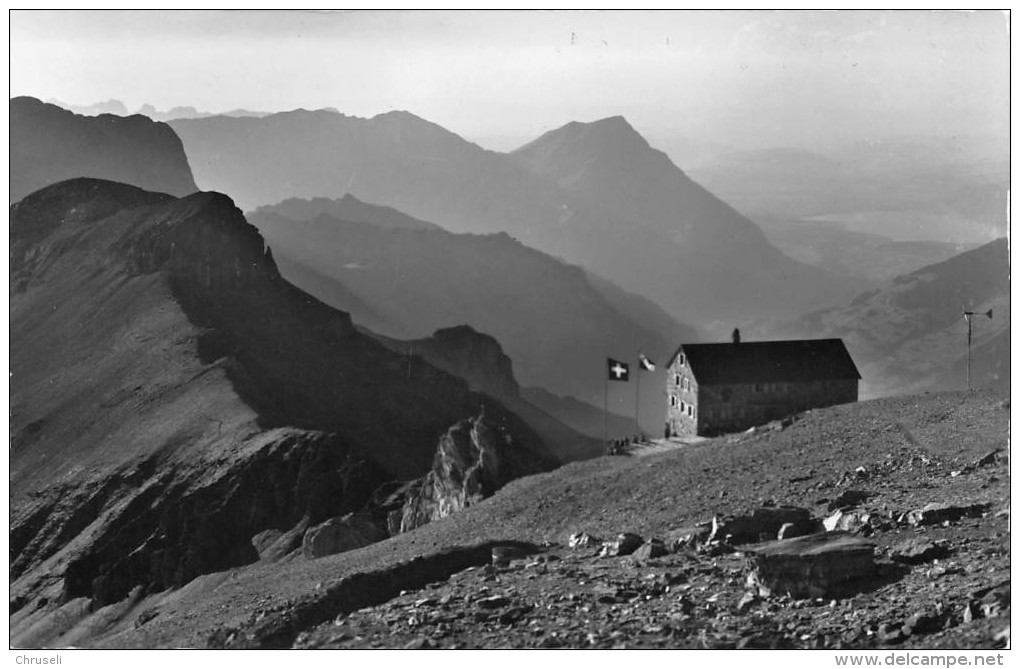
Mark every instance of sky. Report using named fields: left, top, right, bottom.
left=9, top=9, right=1010, bottom=151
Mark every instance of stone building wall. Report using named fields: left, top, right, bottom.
left=665, top=352, right=700, bottom=437
left=665, top=349, right=858, bottom=437
left=695, top=379, right=857, bottom=436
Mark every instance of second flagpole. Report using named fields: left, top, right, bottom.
left=634, top=358, right=640, bottom=438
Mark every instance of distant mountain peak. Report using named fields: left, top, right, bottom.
left=586, top=114, right=635, bottom=130
left=373, top=108, right=420, bottom=119
left=513, top=114, right=653, bottom=163
left=371, top=109, right=441, bottom=128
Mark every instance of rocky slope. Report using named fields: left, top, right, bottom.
left=170, top=110, right=854, bottom=327
left=9, top=178, right=555, bottom=633
left=23, top=390, right=1006, bottom=649
left=771, top=238, right=1010, bottom=398
left=248, top=201, right=695, bottom=425
left=11, top=97, right=198, bottom=202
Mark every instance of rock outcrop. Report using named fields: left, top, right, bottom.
left=11, top=97, right=198, bottom=202
left=398, top=414, right=554, bottom=533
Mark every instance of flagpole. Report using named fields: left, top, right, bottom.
left=603, top=360, right=609, bottom=447
left=634, top=359, right=640, bottom=438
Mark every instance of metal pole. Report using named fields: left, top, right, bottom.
left=604, top=365, right=608, bottom=447
left=962, top=309, right=993, bottom=391
left=634, top=362, right=641, bottom=438
left=966, top=314, right=972, bottom=391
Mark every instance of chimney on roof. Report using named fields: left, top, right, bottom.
left=731, top=328, right=741, bottom=344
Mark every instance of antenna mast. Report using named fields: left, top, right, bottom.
left=962, top=308, right=993, bottom=390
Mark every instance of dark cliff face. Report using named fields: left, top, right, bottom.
left=10, top=178, right=554, bottom=615
left=10, top=96, right=199, bottom=203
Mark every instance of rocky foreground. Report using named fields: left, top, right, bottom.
left=14, top=390, right=1003, bottom=649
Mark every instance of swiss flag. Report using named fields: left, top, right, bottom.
left=607, top=358, right=630, bottom=382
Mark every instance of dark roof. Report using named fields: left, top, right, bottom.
left=674, top=339, right=861, bottom=385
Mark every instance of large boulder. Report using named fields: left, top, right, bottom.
left=745, top=532, right=877, bottom=598
left=302, top=514, right=386, bottom=560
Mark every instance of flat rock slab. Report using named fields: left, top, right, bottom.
left=745, top=532, right=876, bottom=599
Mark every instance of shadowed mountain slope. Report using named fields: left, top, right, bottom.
left=10, top=178, right=555, bottom=623
left=170, top=110, right=855, bottom=327
left=11, top=97, right=198, bottom=202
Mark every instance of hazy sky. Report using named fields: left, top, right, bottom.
left=10, top=10, right=1009, bottom=150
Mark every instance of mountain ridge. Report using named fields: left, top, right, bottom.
left=11, top=96, right=198, bottom=202
left=10, top=178, right=558, bottom=616
left=169, top=107, right=859, bottom=327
